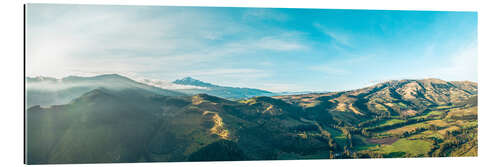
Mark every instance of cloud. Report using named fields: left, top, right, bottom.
left=308, top=55, right=374, bottom=76
left=255, top=35, right=308, bottom=51
left=313, top=23, right=352, bottom=48
left=221, top=33, right=308, bottom=53
left=259, top=61, right=273, bottom=66
left=26, top=4, right=307, bottom=81
left=432, top=44, right=477, bottom=81
left=309, top=66, right=351, bottom=76
left=26, top=4, right=476, bottom=92
left=167, top=68, right=272, bottom=90
left=251, top=83, right=310, bottom=92
left=373, top=43, right=478, bottom=82
left=27, top=5, right=196, bottom=77
left=242, top=9, right=288, bottom=22
left=179, top=68, right=267, bottom=77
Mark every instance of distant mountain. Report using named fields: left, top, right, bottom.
left=26, top=78, right=478, bottom=164
left=25, top=74, right=185, bottom=108
left=274, top=91, right=329, bottom=96
left=173, top=77, right=217, bottom=88
left=140, top=78, right=209, bottom=90
left=170, top=77, right=274, bottom=99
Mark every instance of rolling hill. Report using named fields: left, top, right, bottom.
left=25, top=77, right=478, bottom=164
left=27, top=88, right=330, bottom=164
left=275, top=78, right=477, bottom=124
left=25, top=74, right=186, bottom=108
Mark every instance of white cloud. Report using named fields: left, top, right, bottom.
left=432, top=44, right=478, bottom=82
left=252, top=83, right=309, bottom=92
left=180, top=68, right=266, bottom=77
left=255, top=36, right=308, bottom=51
left=308, top=55, right=374, bottom=76
left=139, top=79, right=210, bottom=90
left=313, top=23, right=352, bottom=47
left=176, top=68, right=271, bottom=85
left=309, top=66, right=351, bottom=76
left=26, top=4, right=307, bottom=82
left=375, top=43, right=478, bottom=82
left=218, top=32, right=308, bottom=54
left=242, top=9, right=288, bottom=22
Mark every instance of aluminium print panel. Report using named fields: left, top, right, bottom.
left=25, top=3, right=477, bottom=164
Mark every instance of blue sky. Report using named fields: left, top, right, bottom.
left=26, top=4, right=477, bottom=92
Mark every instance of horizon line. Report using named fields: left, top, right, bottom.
left=25, top=73, right=478, bottom=93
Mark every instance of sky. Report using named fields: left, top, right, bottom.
left=26, top=4, right=477, bottom=92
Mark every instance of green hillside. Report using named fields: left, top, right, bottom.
left=26, top=78, right=478, bottom=164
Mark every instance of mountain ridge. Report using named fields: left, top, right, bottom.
left=173, top=77, right=218, bottom=88
left=25, top=74, right=186, bottom=108
left=169, top=76, right=274, bottom=99
left=26, top=76, right=478, bottom=163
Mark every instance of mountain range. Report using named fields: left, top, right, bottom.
left=25, top=74, right=186, bottom=108
left=25, top=75, right=478, bottom=164
left=171, top=77, right=274, bottom=99
left=26, top=75, right=278, bottom=108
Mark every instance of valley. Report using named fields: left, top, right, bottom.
left=25, top=75, right=478, bottom=164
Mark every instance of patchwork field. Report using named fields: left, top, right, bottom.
left=26, top=76, right=478, bottom=163
left=351, top=105, right=477, bottom=158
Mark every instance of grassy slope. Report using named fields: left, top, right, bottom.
left=27, top=90, right=334, bottom=164
left=26, top=79, right=478, bottom=163
left=353, top=104, right=477, bottom=158
left=367, top=139, right=433, bottom=157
